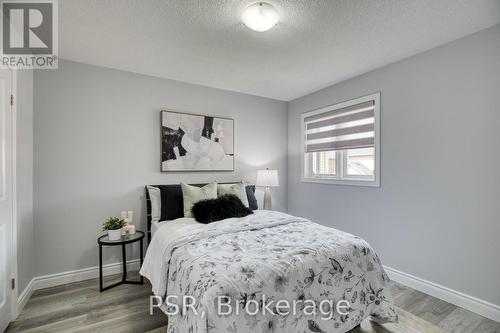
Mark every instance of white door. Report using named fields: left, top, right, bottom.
left=0, top=69, right=13, bottom=332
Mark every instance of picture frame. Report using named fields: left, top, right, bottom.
left=160, top=110, right=234, bottom=172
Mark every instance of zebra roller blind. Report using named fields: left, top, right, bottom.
left=304, top=98, right=377, bottom=153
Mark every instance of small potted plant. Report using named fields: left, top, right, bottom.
left=102, top=217, right=125, bottom=241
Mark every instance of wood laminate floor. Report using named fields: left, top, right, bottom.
left=6, top=272, right=500, bottom=333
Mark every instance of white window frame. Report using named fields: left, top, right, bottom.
left=300, top=93, right=380, bottom=187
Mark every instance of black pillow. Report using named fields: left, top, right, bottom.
left=191, top=194, right=254, bottom=224
left=245, top=185, right=258, bottom=210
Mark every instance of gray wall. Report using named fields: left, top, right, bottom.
left=34, top=60, right=287, bottom=276
left=17, top=70, right=34, bottom=295
left=288, top=24, right=500, bottom=305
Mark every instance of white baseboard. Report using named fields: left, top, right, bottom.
left=15, top=278, right=35, bottom=318
left=385, top=266, right=500, bottom=323
left=33, top=259, right=141, bottom=290
left=14, top=259, right=141, bottom=320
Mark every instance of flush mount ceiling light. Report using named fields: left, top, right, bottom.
left=242, top=2, right=279, bottom=32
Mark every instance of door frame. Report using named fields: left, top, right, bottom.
left=9, top=69, right=18, bottom=320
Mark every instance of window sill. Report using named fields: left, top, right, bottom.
left=301, top=176, right=380, bottom=187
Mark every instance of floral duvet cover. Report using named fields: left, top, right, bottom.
left=140, top=210, right=397, bottom=333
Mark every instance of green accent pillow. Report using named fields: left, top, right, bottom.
left=217, top=182, right=249, bottom=207
left=181, top=182, right=218, bottom=217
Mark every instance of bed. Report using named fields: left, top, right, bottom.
left=140, top=183, right=397, bottom=333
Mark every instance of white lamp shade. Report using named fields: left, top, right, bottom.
left=256, top=169, right=279, bottom=187
left=241, top=2, right=279, bottom=32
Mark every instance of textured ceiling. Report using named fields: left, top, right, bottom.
left=59, top=0, right=500, bottom=101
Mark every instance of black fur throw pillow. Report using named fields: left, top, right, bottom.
left=191, top=194, right=254, bottom=224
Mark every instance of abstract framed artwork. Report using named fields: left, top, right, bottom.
left=161, top=111, right=234, bottom=172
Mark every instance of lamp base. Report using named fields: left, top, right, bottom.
left=263, top=187, right=272, bottom=210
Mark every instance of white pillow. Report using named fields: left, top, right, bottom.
left=147, top=186, right=161, bottom=223
left=217, top=182, right=249, bottom=207
left=181, top=182, right=218, bottom=217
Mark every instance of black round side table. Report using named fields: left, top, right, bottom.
left=97, top=231, right=145, bottom=292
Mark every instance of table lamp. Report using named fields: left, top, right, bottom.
left=256, top=168, right=279, bottom=210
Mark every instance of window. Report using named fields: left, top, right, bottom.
left=301, top=93, right=380, bottom=187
